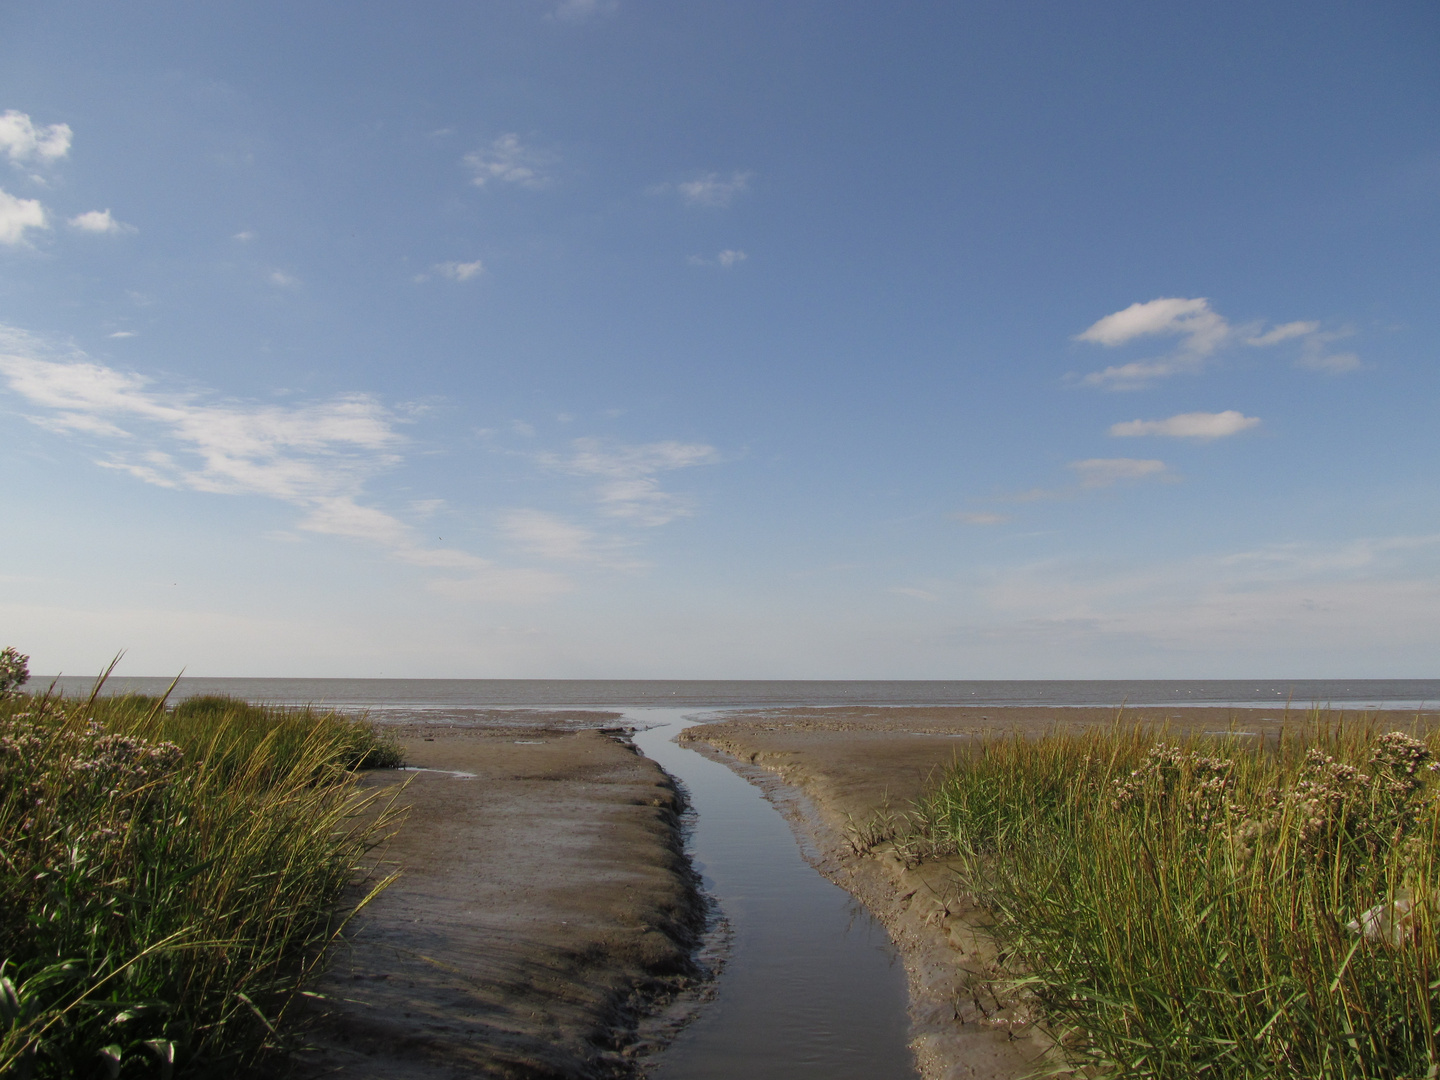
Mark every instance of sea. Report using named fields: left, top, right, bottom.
left=33, top=677, right=1440, bottom=724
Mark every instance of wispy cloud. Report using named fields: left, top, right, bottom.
left=687, top=248, right=748, bottom=268
left=1109, top=410, right=1260, bottom=439
left=433, top=259, right=484, bottom=281
left=464, top=134, right=555, bottom=189
left=1067, top=458, right=1169, bottom=488
left=0, top=325, right=566, bottom=604
left=653, top=171, right=753, bottom=208
left=268, top=269, right=300, bottom=288
left=1245, top=321, right=1319, bottom=346
left=1296, top=329, right=1362, bottom=374
left=0, top=189, right=46, bottom=244
left=951, top=511, right=1010, bottom=525
left=539, top=437, right=720, bottom=525
left=68, top=209, right=136, bottom=235
left=0, top=110, right=72, bottom=165
left=974, top=534, right=1440, bottom=666
left=549, top=0, right=618, bottom=21
left=1076, top=298, right=1354, bottom=389
left=497, top=508, right=643, bottom=569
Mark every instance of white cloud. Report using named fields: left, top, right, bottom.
left=0, top=188, right=47, bottom=244
left=1077, top=297, right=1230, bottom=352
left=0, top=325, right=563, bottom=604
left=1109, top=410, right=1260, bottom=439
left=1245, top=321, right=1319, bottom=346
left=951, top=511, right=1010, bottom=525
left=539, top=437, right=720, bottom=525
left=68, top=209, right=135, bottom=235
left=107, top=331, right=135, bottom=339
left=0, top=110, right=72, bottom=165
left=434, top=259, right=484, bottom=281
left=1075, top=298, right=1230, bottom=389
left=655, top=171, right=753, bottom=208
left=233, top=229, right=255, bottom=242
left=464, top=134, right=555, bottom=189
left=1067, top=458, right=1169, bottom=488
left=268, top=269, right=299, bottom=287
left=1077, top=299, right=1356, bottom=389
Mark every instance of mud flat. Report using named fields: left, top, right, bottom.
left=292, top=719, right=704, bottom=1080
left=677, top=704, right=1430, bottom=1080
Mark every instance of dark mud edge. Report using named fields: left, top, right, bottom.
left=577, top=727, right=714, bottom=1080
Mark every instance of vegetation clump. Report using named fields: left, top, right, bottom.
left=0, top=660, right=404, bottom=1077
left=910, top=716, right=1440, bottom=1079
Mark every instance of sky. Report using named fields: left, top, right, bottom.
left=1, top=1, right=1437, bottom=679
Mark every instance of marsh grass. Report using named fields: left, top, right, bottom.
left=0, top=678, right=405, bottom=1077
left=909, top=713, right=1440, bottom=1079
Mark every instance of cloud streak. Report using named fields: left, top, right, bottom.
left=1109, top=410, right=1260, bottom=439
left=0, top=325, right=566, bottom=603
left=1076, top=298, right=1357, bottom=389
left=539, top=437, right=720, bottom=525
left=1067, top=458, right=1169, bottom=488
left=497, top=508, right=644, bottom=569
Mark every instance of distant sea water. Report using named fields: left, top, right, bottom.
left=33, top=677, right=1440, bottom=722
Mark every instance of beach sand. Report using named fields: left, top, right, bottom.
left=291, top=719, right=704, bottom=1080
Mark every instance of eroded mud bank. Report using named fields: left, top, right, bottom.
left=292, top=721, right=705, bottom=1080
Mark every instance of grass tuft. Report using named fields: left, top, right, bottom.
left=0, top=677, right=405, bottom=1077
left=910, top=712, right=1440, bottom=1078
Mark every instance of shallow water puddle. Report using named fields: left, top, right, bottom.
left=630, top=710, right=917, bottom=1080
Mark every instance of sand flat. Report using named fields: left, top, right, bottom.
left=294, top=723, right=702, bottom=1080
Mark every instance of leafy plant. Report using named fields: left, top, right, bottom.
left=0, top=654, right=405, bottom=1077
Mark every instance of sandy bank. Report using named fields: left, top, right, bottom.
left=292, top=720, right=704, bottom=1080
left=677, top=704, right=1430, bottom=1080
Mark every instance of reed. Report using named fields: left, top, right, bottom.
left=911, top=713, right=1440, bottom=1079
left=0, top=671, right=405, bottom=1078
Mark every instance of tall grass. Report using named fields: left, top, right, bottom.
left=0, top=680, right=405, bottom=1078
left=911, top=715, right=1440, bottom=1079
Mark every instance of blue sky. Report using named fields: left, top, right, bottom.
left=1, top=1, right=1437, bottom=678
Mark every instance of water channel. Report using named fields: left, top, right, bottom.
left=628, top=710, right=918, bottom=1079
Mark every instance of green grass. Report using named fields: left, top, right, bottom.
left=907, top=714, right=1440, bottom=1079
left=0, top=680, right=405, bottom=1078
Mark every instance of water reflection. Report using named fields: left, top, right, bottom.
left=630, top=711, right=917, bottom=1080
